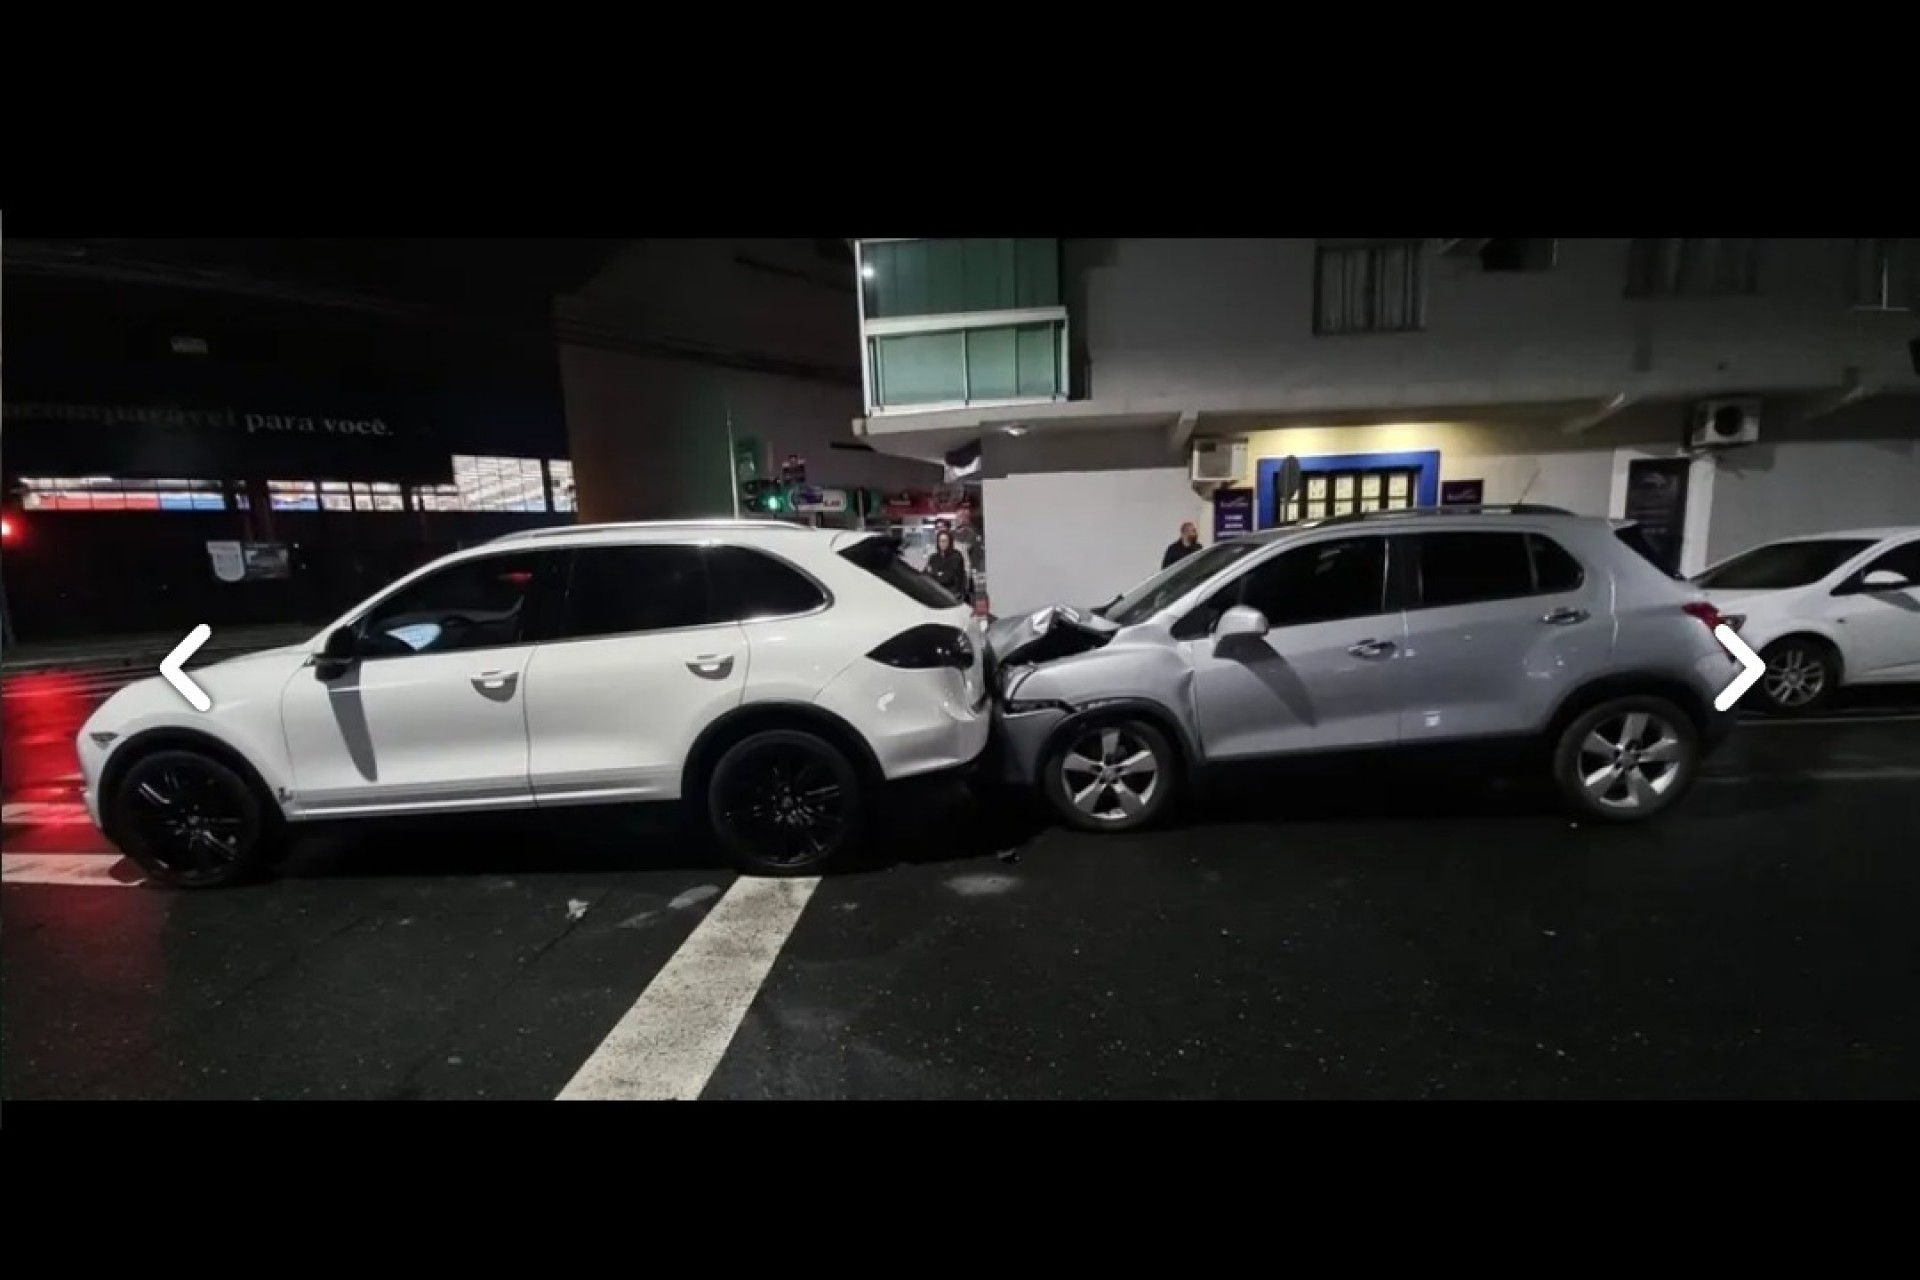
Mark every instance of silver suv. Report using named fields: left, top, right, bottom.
left=986, top=506, right=1741, bottom=830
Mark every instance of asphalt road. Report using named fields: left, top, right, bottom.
left=6, top=665, right=1920, bottom=1100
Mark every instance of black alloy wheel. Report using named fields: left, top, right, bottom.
left=109, top=749, right=277, bottom=888
left=708, top=730, right=863, bottom=875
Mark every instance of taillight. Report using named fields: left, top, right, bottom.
left=1682, top=601, right=1726, bottom=633
left=867, top=624, right=973, bottom=671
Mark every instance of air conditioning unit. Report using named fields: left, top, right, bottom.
left=1190, top=439, right=1247, bottom=484
left=1689, top=398, right=1761, bottom=449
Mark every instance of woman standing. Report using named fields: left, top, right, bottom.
left=924, top=526, right=972, bottom=602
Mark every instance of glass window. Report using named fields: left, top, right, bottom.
left=1626, top=238, right=1760, bottom=297
left=1415, top=532, right=1536, bottom=608
left=451, top=454, right=548, bottom=512
left=358, top=552, right=555, bottom=657
left=1613, top=522, right=1675, bottom=576
left=1314, top=241, right=1425, bottom=335
left=862, top=238, right=1060, bottom=319
left=1109, top=538, right=1268, bottom=628
left=708, top=547, right=827, bottom=621
left=560, top=545, right=713, bottom=640
left=1859, top=540, right=1920, bottom=583
left=269, top=480, right=321, bottom=511
left=1693, top=539, right=1878, bottom=590
left=20, top=476, right=229, bottom=511
left=1227, top=536, right=1389, bottom=627
left=871, top=322, right=1063, bottom=408
left=547, top=459, right=576, bottom=513
left=1528, top=534, right=1586, bottom=594
left=839, top=535, right=960, bottom=609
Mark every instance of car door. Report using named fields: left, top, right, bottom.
left=1397, top=527, right=1610, bottom=743
left=523, top=542, right=750, bottom=805
left=1178, top=533, right=1406, bottom=760
left=1832, top=538, right=1920, bottom=682
left=278, top=547, right=565, bottom=817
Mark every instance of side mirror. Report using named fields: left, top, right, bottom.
left=1859, top=569, right=1913, bottom=592
left=1214, top=605, right=1270, bottom=645
left=313, top=626, right=359, bottom=680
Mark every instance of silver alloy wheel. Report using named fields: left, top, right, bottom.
left=1059, top=726, right=1160, bottom=823
left=1575, top=709, right=1688, bottom=812
left=1762, top=645, right=1826, bottom=708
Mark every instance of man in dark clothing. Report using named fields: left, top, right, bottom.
left=1161, top=521, right=1202, bottom=569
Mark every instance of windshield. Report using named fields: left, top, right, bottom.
left=1105, top=539, right=1267, bottom=626
left=1693, top=538, right=1877, bottom=590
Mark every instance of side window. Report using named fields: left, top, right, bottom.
left=1860, top=540, right=1920, bottom=584
left=1415, top=532, right=1536, bottom=608
left=560, top=545, right=713, bottom=641
left=358, top=551, right=556, bottom=657
left=1218, top=536, right=1389, bottom=629
left=1528, top=534, right=1586, bottom=594
left=707, top=546, right=829, bottom=621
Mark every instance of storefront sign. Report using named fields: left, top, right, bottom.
left=1213, top=487, right=1255, bottom=538
left=243, top=543, right=292, bottom=580
left=1440, top=479, right=1484, bottom=506
left=207, top=540, right=292, bottom=583
left=207, top=540, right=246, bottom=583
left=794, top=487, right=848, bottom=514
left=3, top=396, right=447, bottom=484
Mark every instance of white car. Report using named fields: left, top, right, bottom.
left=78, top=521, right=990, bottom=887
left=1693, top=526, right=1920, bottom=715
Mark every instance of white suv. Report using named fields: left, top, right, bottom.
left=77, top=521, right=990, bottom=887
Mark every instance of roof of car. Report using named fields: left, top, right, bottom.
left=486, top=519, right=842, bottom=548
left=1767, top=526, right=1918, bottom=543
left=1247, top=504, right=1593, bottom=539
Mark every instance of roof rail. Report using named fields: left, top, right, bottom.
left=487, top=519, right=809, bottom=545
left=1299, top=503, right=1575, bottom=530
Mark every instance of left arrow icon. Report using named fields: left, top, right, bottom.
left=160, top=624, right=213, bottom=711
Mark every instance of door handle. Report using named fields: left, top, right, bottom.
left=470, top=670, right=519, bottom=694
left=686, top=654, right=736, bottom=680
left=1540, top=607, right=1589, bottom=625
left=1347, top=639, right=1397, bottom=658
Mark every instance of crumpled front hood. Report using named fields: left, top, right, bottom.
left=986, top=604, right=1119, bottom=668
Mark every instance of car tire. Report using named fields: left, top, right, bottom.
left=1043, top=717, right=1178, bottom=833
left=1756, top=637, right=1840, bottom=716
left=107, top=748, right=283, bottom=889
left=1552, top=695, right=1700, bottom=824
left=707, top=729, right=865, bottom=876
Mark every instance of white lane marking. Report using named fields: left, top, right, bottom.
left=2, top=853, right=141, bottom=887
left=558, top=875, right=819, bottom=1101
left=2, top=801, right=96, bottom=825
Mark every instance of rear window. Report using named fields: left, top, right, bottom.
left=839, top=535, right=959, bottom=609
left=1613, top=522, right=1680, bottom=577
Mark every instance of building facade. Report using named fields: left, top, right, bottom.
left=848, top=237, right=1920, bottom=614
left=557, top=238, right=944, bottom=527
left=1, top=272, right=578, bottom=642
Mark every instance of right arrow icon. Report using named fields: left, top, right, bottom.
left=1712, top=624, right=1766, bottom=711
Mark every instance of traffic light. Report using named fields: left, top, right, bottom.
left=741, top=478, right=790, bottom=515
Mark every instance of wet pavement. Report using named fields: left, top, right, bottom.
left=6, top=665, right=1920, bottom=1100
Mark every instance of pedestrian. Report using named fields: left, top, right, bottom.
left=925, top=526, right=972, bottom=602
left=1161, top=521, right=1203, bottom=570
